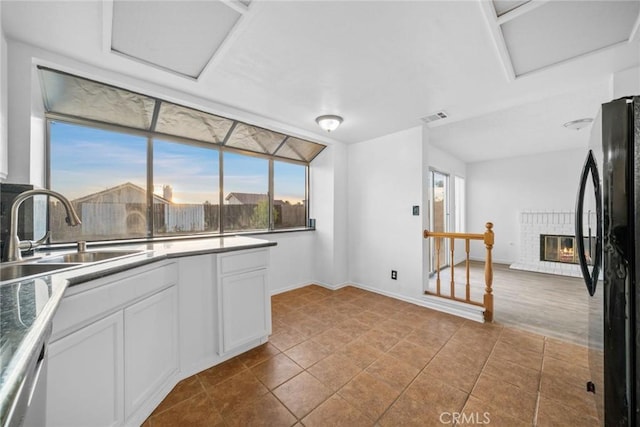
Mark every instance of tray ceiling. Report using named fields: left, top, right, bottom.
left=2, top=1, right=639, bottom=152
left=110, top=0, right=245, bottom=79
left=484, top=0, right=640, bottom=79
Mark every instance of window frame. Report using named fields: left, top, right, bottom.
left=46, top=115, right=311, bottom=243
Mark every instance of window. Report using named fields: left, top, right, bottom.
left=47, top=119, right=312, bottom=243
left=454, top=176, right=465, bottom=233
left=429, top=170, right=450, bottom=272
left=49, top=122, right=148, bottom=242
left=42, top=67, right=323, bottom=243
left=274, top=161, right=307, bottom=229
left=223, top=152, right=269, bottom=232
left=153, top=139, right=219, bottom=235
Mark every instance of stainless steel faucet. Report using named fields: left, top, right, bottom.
left=7, top=189, right=81, bottom=262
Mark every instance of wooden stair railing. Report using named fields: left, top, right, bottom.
left=423, top=222, right=494, bottom=322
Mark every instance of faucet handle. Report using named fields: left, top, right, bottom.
left=18, top=231, right=51, bottom=251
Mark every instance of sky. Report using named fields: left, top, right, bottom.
left=50, top=121, right=306, bottom=204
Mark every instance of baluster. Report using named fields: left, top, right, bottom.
left=450, top=237, right=455, bottom=298
left=465, top=238, right=470, bottom=302
left=435, top=237, right=441, bottom=296
left=483, top=222, right=494, bottom=322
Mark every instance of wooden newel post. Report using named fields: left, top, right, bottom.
left=483, top=222, right=494, bottom=322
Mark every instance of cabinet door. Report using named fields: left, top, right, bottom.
left=177, top=254, right=216, bottom=374
left=219, top=270, right=269, bottom=354
left=124, top=286, right=178, bottom=418
left=46, top=311, right=124, bottom=427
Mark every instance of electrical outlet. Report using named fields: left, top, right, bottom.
left=391, top=270, right=397, bottom=280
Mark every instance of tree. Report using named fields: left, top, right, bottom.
left=251, top=200, right=278, bottom=228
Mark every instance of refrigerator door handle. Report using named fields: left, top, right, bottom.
left=575, top=150, right=603, bottom=296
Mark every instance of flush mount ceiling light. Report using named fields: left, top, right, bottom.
left=563, top=118, right=593, bottom=131
left=315, top=115, right=343, bottom=132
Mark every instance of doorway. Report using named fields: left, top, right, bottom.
left=429, top=169, right=449, bottom=274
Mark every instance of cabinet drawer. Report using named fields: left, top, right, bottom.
left=219, top=249, right=268, bottom=276
left=52, top=263, right=177, bottom=340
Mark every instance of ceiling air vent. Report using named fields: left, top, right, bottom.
left=421, top=111, right=448, bottom=124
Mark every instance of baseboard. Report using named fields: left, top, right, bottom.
left=348, top=281, right=485, bottom=323
left=313, top=281, right=350, bottom=291
left=469, top=256, right=513, bottom=265
left=271, top=281, right=350, bottom=295
left=271, top=281, right=316, bottom=296
left=127, top=370, right=178, bottom=427
left=271, top=281, right=485, bottom=323
left=420, top=295, right=485, bottom=323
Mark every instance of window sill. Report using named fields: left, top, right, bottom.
left=38, top=227, right=315, bottom=251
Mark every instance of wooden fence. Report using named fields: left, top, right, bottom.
left=50, top=202, right=306, bottom=241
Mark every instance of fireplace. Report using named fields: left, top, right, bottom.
left=540, top=234, right=596, bottom=265
left=511, top=210, right=586, bottom=277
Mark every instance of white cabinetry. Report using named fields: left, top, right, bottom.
left=45, top=245, right=273, bottom=427
left=176, top=254, right=216, bottom=376
left=46, top=261, right=177, bottom=427
left=124, top=286, right=177, bottom=418
left=216, top=249, right=271, bottom=356
left=47, top=312, right=124, bottom=427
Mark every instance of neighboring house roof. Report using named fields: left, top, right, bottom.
left=73, top=182, right=170, bottom=205
left=225, top=192, right=285, bottom=205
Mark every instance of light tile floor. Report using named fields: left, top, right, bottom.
left=144, top=285, right=600, bottom=426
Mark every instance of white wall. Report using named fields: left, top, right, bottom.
left=347, top=126, right=426, bottom=299
left=7, top=40, right=53, bottom=184
left=266, top=232, right=315, bottom=294
left=310, top=143, right=349, bottom=287
left=613, top=66, right=640, bottom=98
left=0, top=4, right=7, bottom=181
left=466, top=148, right=586, bottom=264
left=429, top=144, right=466, bottom=180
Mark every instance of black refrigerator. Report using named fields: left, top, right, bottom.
left=576, top=96, right=640, bottom=426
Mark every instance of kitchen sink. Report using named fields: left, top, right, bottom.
left=0, top=263, right=80, bottom=282
left=38, top=250, right=144, bottom=264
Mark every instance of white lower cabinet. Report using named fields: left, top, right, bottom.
left=45, top=247, right=273, bottom=426
left=45, top=262, right=178, bottom=427
left=124, top=286, right=177, bottom=418
left=219, top=270, right=269, bottom=354
left=47, top=311, right=124, bottom=427
left=176, top=254, right=216, bottom=376
left=217, top=249, right=271, bottom=356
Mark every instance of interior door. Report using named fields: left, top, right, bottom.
left=429, top=170, right=450, bottom=273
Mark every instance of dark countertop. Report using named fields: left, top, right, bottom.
left=0, top=235, right=276, bottom=426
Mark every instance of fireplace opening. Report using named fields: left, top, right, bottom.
left=540, top=234, right=595, bottom=265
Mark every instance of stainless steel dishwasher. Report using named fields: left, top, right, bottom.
left=2, top=279, right=52, bottom=427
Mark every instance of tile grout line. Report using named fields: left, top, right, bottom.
left=275, top=300, right=390, bottom=426
left=372, top=318, right=467, bottom=424
left=456, top=322, right=506, bottom=420
left=149, top=285, right=588, bottom=426
left=532, top=337, right=548, bottom=427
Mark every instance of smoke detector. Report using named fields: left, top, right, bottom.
left=421, top=110, right=449, bottom=124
